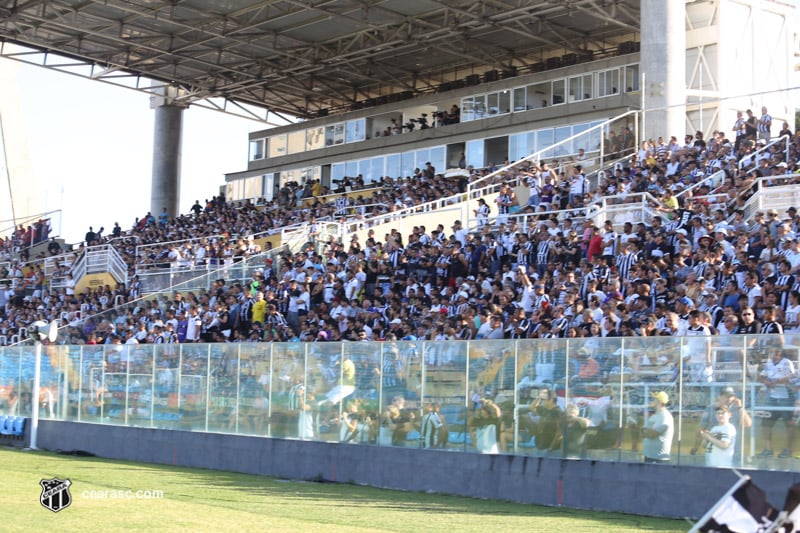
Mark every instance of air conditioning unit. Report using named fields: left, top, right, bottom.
left=438, top=81, right=453, bottom=92
left=546, top=57, right=562, bottom=70
left=464, top=74, right=481, bottom=86
left=562, top=53, right=577, bottom=66
left=375, top=95, right=389, bottom=106
left=618, top=41, right=635, bottom=55
left=501, top=67, right=517, bottom=79
left=577, top=51, right=594, bottom=63
left=316, top=109, right=329, bottom=118
left=450, top=79, right=466, bottom=89
left=483, top=70, right=499, bottom=82
left=531, top=62, right=545, bottom=73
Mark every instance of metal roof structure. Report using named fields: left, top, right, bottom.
left=0, top=1, right=640, bottom=122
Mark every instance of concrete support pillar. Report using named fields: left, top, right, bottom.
left=641, top=0, right=686, bottom=142
left=150, top=104, right=184, bottom=218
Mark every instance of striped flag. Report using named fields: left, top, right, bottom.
left=690, top=476, right=777, bottom=533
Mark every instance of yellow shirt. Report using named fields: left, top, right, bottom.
left=252, top=300, right=267, bottom=324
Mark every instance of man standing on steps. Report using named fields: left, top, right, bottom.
left=758, top=106, right=772, bottom=143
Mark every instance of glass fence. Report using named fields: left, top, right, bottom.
left=2, top=334, right=800, bottom=471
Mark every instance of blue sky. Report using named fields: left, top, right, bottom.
left=3, top=58, right=257, bottom=244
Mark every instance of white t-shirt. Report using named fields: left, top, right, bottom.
left=705, top=421, right=736, bottom=467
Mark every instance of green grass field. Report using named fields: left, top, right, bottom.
left=0, top=447, right=686, bottom=532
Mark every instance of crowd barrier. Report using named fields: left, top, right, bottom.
left=1, top=334, right=799, bottom=471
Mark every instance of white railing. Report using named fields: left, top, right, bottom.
left=273, top=111, right=642, bottom=244
left=735, top=174, right=800, bottom=222
left=674, top=169, right=727, bottom=201
left=136, top=246, right=287, bottom=294
left=737, top=134, right=790, bottom=171
left=71, top=244, right=128, bottom=286
left=465, top=110, right=640, bottom=202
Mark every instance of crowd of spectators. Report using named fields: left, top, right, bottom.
left=1, top=112, right=799, bottom=357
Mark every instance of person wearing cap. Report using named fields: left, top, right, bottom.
left=690, top=386, right=751, bottom=463
left=642, top=391, right=674, bottom=463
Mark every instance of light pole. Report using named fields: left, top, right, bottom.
left=27, top=320, right=57, bottom=450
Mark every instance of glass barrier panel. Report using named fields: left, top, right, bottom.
left=207, top=343, right=240, bottom=434
left=340, top=341, right=379, bottom=446
left=180, top=344, right=211, bottom=432
left=2, top=335, right=800, bottom=471
left=80, top=344, right=107, bottom=422
left=126, top=343, right=154, bottom=427
left=747, top=334, right=798, bottom=470
left=103, top=343, right=129, bottom=424
left=466, top=339, right=515, bottom=455
left=562, top=337, right=619, bottom=461
left=236, top=343, right=266, bottom=436
left=377, top=340, right=425, bottom=449
left=152, top=343, right=181, bottom=429
left=303, top=342, right=343, bottom=442
left=40, top=344, right=68, bottom=421
left=64, top=345, right=84, bottom=421
left=418, top=341, right=472, bottom=450
left=0, top=346, right=21, bottom=416
left=268, top=342, right=304, bottom=439
left=17, top=346, right=36, bottom=417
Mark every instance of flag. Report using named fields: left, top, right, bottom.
left=778, top=484, right=800, bottom=533
left=690, top=476, right=778, bottom=533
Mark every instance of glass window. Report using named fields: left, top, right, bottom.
left=415, top=149, right=430, bottom=174
left=461, top=96, right=476, bottom=122
left=509, top=132, right=536, bottom=161
left=327, top=123, right=345, bottom=146
left=568, top=76, right=583, bottom=102
left=369, top=157, right=384, bottom=183
left=357, top=159, right=370, bottom=180
left=497, top=90, right=511, bottom=114
left=244, top=176, right=261, bottom=199
left=385, top=154, right=401, bottom=179
left=429, top=146, right=446, bottom=174
left=400, top=151, right=416, bottom=178
left=554, top=126, right=572, bottom=156
left=287, top=130, right=305, bottom=155
left=283, top=169, right=301, bottom=188
left=248, top=138, right=265, bottom=161
left=345, top=118, right=366, bottom=143
left=473, top=94, right=486, bottom=119
left=487, top=92, right=499, bottom=115
left=598, top=69, right=620, bottom=97
left=268, top=134, right=287, bottom=158
left=582, top=74, right=593, bottom=99
left=331, top=163, right=346, bottom=182
left=624, top=64, right=640, bottom=92
left=306, top=127, right=325, bottom=151
left=513, top=87, right=527, bottom=111
left=466, top=139, right=484, bottom=169
left=552, top=79, right=565, bottom=105
left=528, top=83, right=549, bottom=109
left=345, top=161, right=358, bottom=178
left=536, top=129, right=555, bottom=159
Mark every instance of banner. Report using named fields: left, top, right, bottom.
left=690, top=476, right=778, bottom=533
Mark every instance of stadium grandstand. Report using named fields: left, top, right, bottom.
left=1, top=0, right=800, bottom=520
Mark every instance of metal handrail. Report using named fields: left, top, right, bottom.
left=465, top=110, right=640, bottom=200
left=737, top=134, right=790, bottom=171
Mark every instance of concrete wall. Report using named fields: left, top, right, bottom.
left=33, top=420, right=800, bottom=520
